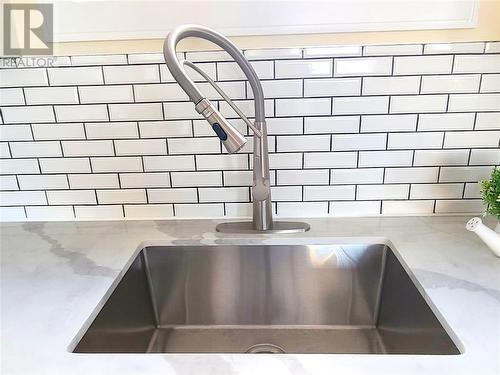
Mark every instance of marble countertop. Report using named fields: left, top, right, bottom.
left=1, top=216, right=499, bottom=375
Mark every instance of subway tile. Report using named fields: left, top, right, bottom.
left=393, top=55, right=453, bottom=75
left=185, top=50, right=231, bottom=62
left=55, top=104, right=108, bottom=122
left=199, top=81, right=246, bottom=100
left=174, top=203, right=224, bottom=218
left=475, top=113, right=500, bottom=130
left=244, top=48, right=302, bottom=60
left=275, top=59, right=332, bottom=79
left=128, top=53, right=166, bottom=64
left=75, top=205, right=124, bottom=220
left=0, top=68, right=48, bottom=87
left=304, top=78, right=361, bottom=97
left=171, top=171, right=222, bottom=187
left=439, top=166, right=495, bottom=182
left=224, top=202, right=252, bottom=217
left=160, top=62, right=216, bottom=82
left=62, top=140, right=114, bottom=157
left=266, top=117, right=303, bottom=135
left=304, top=46, right=361, bottom=58
left=271, top=186, right=302, bottom=201
left=388, top=132, right=443, bottom=149
left=32, top=123, right=86, bottom=140
left=485, top=42, right=500, bottom=53
left=26, top=206, right=74, bottom=221
left=148, top=188, right=197, bottom=203
left=0, top=124, right=33, bottom=141
left=124, top=204, right=174, bottom=219
left=49, top=56, right=72, bottom=67
left=168, top=138, right=220, bottom=154
left=109, top=103, right=163, bottom=121
left=103, top=65, right=160, bottom=84
left=97, top=189, right=146, bottom=204
left=143, top=155, right=195, bottom=172
left=277, top=202, right=329, bottom=217
left=18, top=175, right=68, bottom=190
left=361, top=114, right=417, bottom=133
left=277, top=135, right=330, bottom=152
left=464, top=182, right=481, bottom=198
left=435, top=199, right=484, bottom=214
left=304, top=185, right=355, bottom=201
left=385, top=167, right=439, bottom=183
left=448, top=94, right=500, bottom=112
left=0, top=176, right=18, bottom=190
left=358, top=150, right=413, bottom=167
left=85, top=122, right=138, bottom=139
left=444, top=131, right=500, bottom=148
left=223, top=170, right=276, bottom=187
left=163, top=102, right=201, bottom=120
left=334, top=57, right=392, bottom=77
left=196, top=154, right=248, bottom=170
left=119, top=172, right=170, bottom=188
left=330, top=201, right=381, bottom=216
left=253, top=79, right=302, bottom=98
left=217, top=61, right=273, bottom=80
left=79, top=85, right=134, bottom=104
left=469, top=149, right=500, bottom=165
left=39, top=158, right=90, bottom=173
left=0, top=88, right=25, bottom=105
left=363, top=76, right=420, bottom=95
left=0, top=143, right=10, bottom=158
left=333, top=96, right=389, bottom=115
left=218, top=99, right=274, bottom=119
left=134, top=83, right=187, bottom=102
left=331, top=168, right=384, bottom=185
left=424, top=42, right=484, bottom=54
left=357, top=184, right=409, bottom=200
left=305, top=116, right=359, bottom=134
left=24, top=87, right=79, bottom=105
left=0, top=207, right=26, bottom=221
left=410, top=183, right=463, bottom=199
left=278, top=169, right=329, bottom=185
left=332, top=133, right=386, bottom=151
left=304, top=152, right=357, bottom=168
left=139, top=120, right=192, bottom=138
left=480, top=74, right=500, bottom=93
left=382, top=200, right=434, bottom=215
left=69, top=174, right=119, bottom=189
left=114, top=139, right=167, bottom=156
left=421, top=74, right=480, bottom=94
left=91, top=156, right=143, bottom=172
left=0, top=191, right=46, bottom=206
left=390, top=95, right=448, bottom=113
left=48, top=67, right=103, bottom=85
left=1, top=106, right=55, bottom=124
left=363, top=44, right=423, bottom=56
left=199, top=187, right=249, bottom=202
left=71, top=54, right=127, bottom=66
left=418, top=113, right=475, bottom=131
left=47, top=190, right=96, bottom=205
left=414, top=149, right=469, bottom=166
left=10, top=141, right=61, bottom=158
left=453, top=55, right=500, bottom=73
left=269, top=153, right=303, bottom=169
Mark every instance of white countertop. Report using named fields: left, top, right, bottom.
left=1, top=216, right=499, bottom=375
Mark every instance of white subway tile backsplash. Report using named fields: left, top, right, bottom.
left=414, top=149, right=469, bottom=166
left=385, top=167, right=439, bottom=183
left=277, top=202, right=329, bottom=218
left=453, top=55, right=500, bottom=73
left=168, top=138, right=220, bottom=154
left=32, top=123, right=85, bottom=140
left=464, top=183, right=481, bottom=198
left=271, top=186, right=302, bottom=201
left=388, top=132, right=443, bottom=149
left=275, top=59, right=332, bottom=78
left=277, top=135, right=330, bottom=152
left=439, top=166, right=494, bottom=182
left=480, top=74, right=500, bottom=93
left=163, top=102, right=201, bottom=120
left=421, top=74, right=480, bottom=94
left=304, top=78, right=361, bottom=97
left=334, top=57, right=392, bottom=77
left=1, top=159, right=39, bottom=175
left=97, top=189, right=146, bottom=204
left=363, top=76, right=420, bottom=95
left=424, top=42, right=484, bottom=54
left=475, top=113, right=500, bottom=130
left=331, top=168, right=384, bottom=185
left=196, top=154, right=248, bottom=170
left=255, top=79, right=303, bottom=98
left=276, top=98, right=331, bottom=116
left=0, top=88, right=25, bottom=105
left=143, top=155, right=195, bottom=172
left=358, top=184, right=409, bottom=200
left=109, top=103, right=162, bottom=121
left=435, top=199, right=484, bottom=214
left=394, top=55, right=453, bottom=75
left=39, top=158, right=90, bottom=174
left=48, top=67, right=103, bottom=85
left=55, top=104, right=108, bottom=122
left=266, top=117, right=303, bottom=135
left=26, top=206, right=74, bottom=220
left=304, top=185, right=355, bottom=201
left=18, top=175, right=68, bottom=190
left=171, top=171, right=222, bottom=187
left=332, top=133, right=386, bottom=151
left=91, top=156, right=143, bottom=172
left=47, top=190, right=96, bottom=205
left=0, top=176, right=18, bottom=190
left=128, top=53, right=169, bottom=64
left=361, top=114, right=417, bottom=132
left=0, top=207, right=26, bottom=221
left=304, top=46, right=361, bottom=58
left=217, top=61, right=274, bottom=80
left=443, top=131, right=500, bottom=148
left=390, top=95, right=448, bottom=113
left=124, top=204, right=173, bottom=219
left=75, top=205, right=123, bottom=220
left=382, top=200, right=434, bottom=215
left=330, top=201, right=381, bottom=216
left=185, top=50, right=231, bottom=62
left=103, top=65, right=160, bottom=84
left=10, top=141, right=61, bottom=158
left=304, top=152, right=357, bottom=168
left=174, top=203, right=224, bottom=218
left=219, top=99, right=274, bottom=118
left=469, top=149, right=500, bottom=165
left=2, top=106, right=55, bottom=124
left=79, top=85, right=134, bottom=104
left=0, top=68, right=48, bottom=87
left=72, top=54, right=127, bottom=66
left=134, top=83, right=187, bottom=102
left=0, top=191, right=46, bottom=206
left=358, top=150, right=413, bottom=167
left=62, top=140, right=114, bottom=157
left=333, top=96, right=388, bottom=115
left=363, top=44, right=423, bottom=56
left=244, top=48, right=302, bottom=60
left=305, top=116, right=359, bottom=134
left=0, top=142, right=10, bottom=158
left=119, top=172, right=170, bottom=188
left=139, top=120, right=192, bottom=138
left=485, top=42, right=500, bottom=53
left=25, top=87, right=79, bottom=105
left=269, top=153, right=303, bottom=169
left=448, top=94, right=500, bottom=112
left=199, top=187, right=249, bottom=202
left=410, top=183, right=463, bottom=199
left=85, top=122, right=138, bottom=139
left=0, top=124, right=33, bottom=141
left=114, top=139, right=167, bottom=156
left=148, top=188, right=197, bottom=203
left=160, top=63, right=216, bottom=82
left=418, top=113, right=475, bottom=131
left=69, top=174, right=119, bottom=189
left=278, top=170, right=329, bottom=185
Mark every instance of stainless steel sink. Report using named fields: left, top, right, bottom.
left=73, top=244, right=460, bottom=354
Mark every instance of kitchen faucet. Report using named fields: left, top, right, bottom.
left=164, top=24, right=309, bottom=233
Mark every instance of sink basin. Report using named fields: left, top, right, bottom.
left=73, top=244, right=460, bottom=354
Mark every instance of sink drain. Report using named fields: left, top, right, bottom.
left=245, top=343, right=285, bottom=354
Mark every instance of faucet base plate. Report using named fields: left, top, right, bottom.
left=216, top=221, right=310, bottom=234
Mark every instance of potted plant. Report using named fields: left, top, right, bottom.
left=481, top=167, right=500, bottom=234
